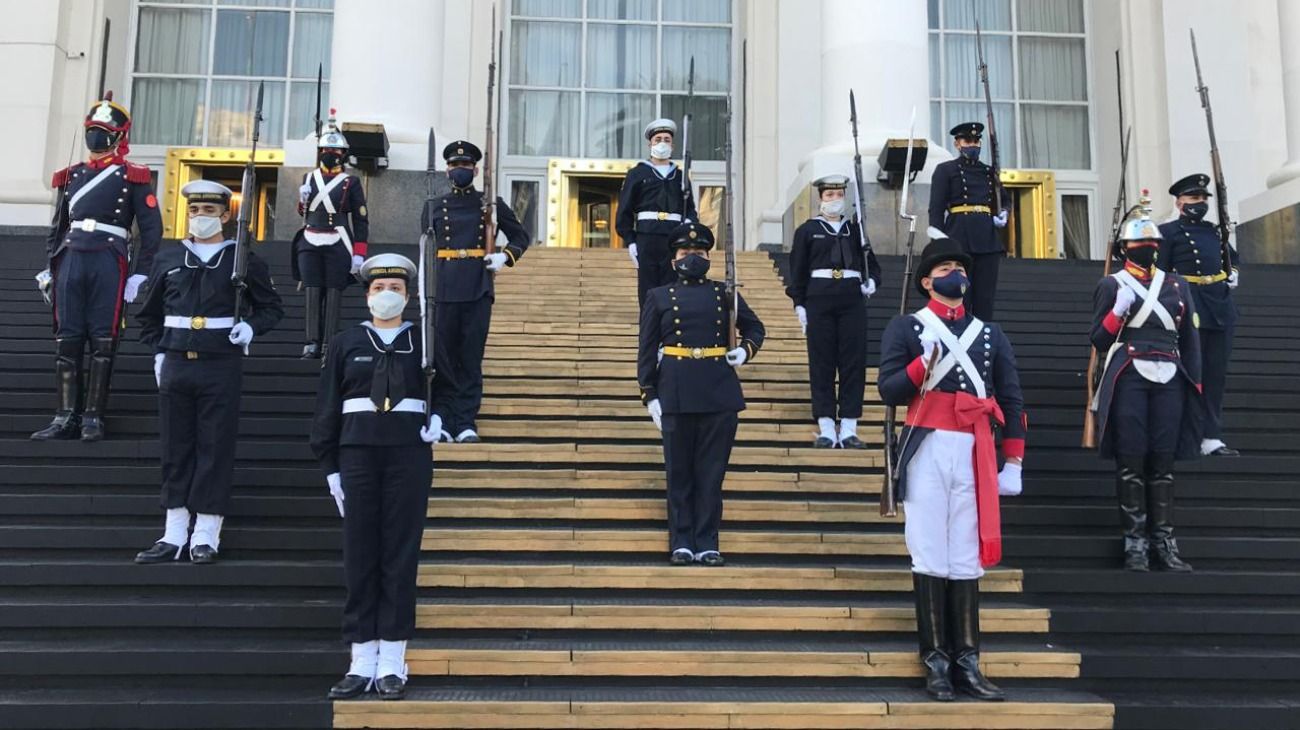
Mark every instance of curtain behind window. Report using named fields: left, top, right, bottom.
left=1061, top=194, right=1091, bottom=259
left=131, top=78, right=204, bottom=145
left=661, top=27, right=728, bottom=92
left=509, top=90, right=580, bottom=156
left=586, top=93, right=654, bottom=158
left=214, top=9, right=289, bottom=77
left=663, top=0, right=730, bottom=23
left=209, top=80, right=286, bottom=147
left=135, top=7, right=210, bottom=74
left=292, top=12, right=333, bottom=77
left=511, top=21, right=581, bottom=87
left=586, top=23, right=655, bottom=90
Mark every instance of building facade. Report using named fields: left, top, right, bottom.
left=3, top=0, right=1297, bottom=261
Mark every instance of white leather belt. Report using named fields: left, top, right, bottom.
left=164, top=316, right=235, bottom=330
left=342, top=397, right=426, bottom=414
left=637, top=211, right=682, bottom=222
left=811, top=268, right=862, bottom=280
left=71, top=219, right=130, bottom=239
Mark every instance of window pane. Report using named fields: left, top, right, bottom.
left=1019, top=37, right=1086, bottom=101
left=941, top=0, right=1010, bottom=30
left=1061, top=194, right=1091, bottom=259
left=511, top=180, right=539, bottom=242
left=928, top=0, right=940, bottom=29
left=1022, top=104, right=1089, bottom=169
left=292, top=11, right=333, bottom=77
left=214, top=10, right=290, bottom=76
left=930, top=100, right=943, bottom=148
left=928, top=33, right=940, bottom=93
left=513, top=0, right=580, bottom=18
left=586, top=24, right=655, bottom=89
left=940, top=33, right=1012, bottom=99
left=135, top=7, right=210, bottom=74
left=139, top=0, right=209, bottom=4
left=589, top=0, right=655, bottom=20
left=288, top=80, right=330, bottom=141
left=662, top=27, right=729, bottom=92
left=943, top=100, right=1016, bottom=167
left=663, top=0, right=729, bottom=23
left=1017, top=0, right=1084, bottom=33
left=131, top=78, right=205, bottom=145
left=660, top=94, right=726, bottom=161
left=296, top=0, right=334, bottom=7
left=508, top=90, right=579, bottom=155
left=585, top=93, right=655, bottom=158
left=209, top=80, right=286, bottom=146
left=223, top=0, right=291, bottom=6
left=510, top=21, right=580, bottom=86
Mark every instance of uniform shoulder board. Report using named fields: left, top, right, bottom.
left=50, top=163, right=82, bottom=188
left=124, top=162, right=153, bottom=184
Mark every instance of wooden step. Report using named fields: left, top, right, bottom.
left=426, top=497, right=898, bottom=524
left=422, top=528, right=906, bottom=556
left=473, top=420, right=885, bottom=444
left=476, top=400, right=890, bottom=421
left=435, top=468, right=883, bottom=495
left=436, top=444, right=885, bottom=469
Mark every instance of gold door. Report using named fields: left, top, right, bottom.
left=999, top=170, right=1059, bottom=259
left=161, top=147, right=283, bottom=240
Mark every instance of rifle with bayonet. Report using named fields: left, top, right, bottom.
left=1190, top=29, right=1236, bottom=275
left=722, top=94, right=739, bottom=350
left=419, top=127, right=440, bottom=421
left=681, top=56, right=695, bottom=212
left=481, top=8, right=500, bottom=254
left=313, top=63, right=323, bottom=140
left=230, top=81, right=264, bottom=329
left=847, top=89, right=876, bottom=260
left=973, top=15, right=1003, bottom=216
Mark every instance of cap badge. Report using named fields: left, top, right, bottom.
left=92, top=102, right=114, bottom=124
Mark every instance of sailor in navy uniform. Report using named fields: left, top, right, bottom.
left=311, top=254, right=444, bottom=702
left=616, top=118, right=698, bottom=307
left=134, top=181, right=284, bottom=564
left=1157, top=173, right=1239, bottom=456
left=638, top=222, right=765, bottom=567
left=292, top=112, right=370, bottom=359
left=1093, top=212, right=1203, bottom=572
left=33, top=93, right=162, bottom=442
left=786, top=174, right=883, bottom=448
left=420, top=140, right=530, bottom=444
left=926, top=122, right=1009, bottom=321
left=877, top=234, right=1026, bottom=702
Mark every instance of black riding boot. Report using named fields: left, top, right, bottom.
left=1148, top=454, right=1192, bottom=572
left=321, top=287, right=342, bottom=358
left=302, top=286, right=322, bottom=358
left=1117, top=456, right=1150, bottom=571
left=31, top=338, right=84, bottom=440
left=947, top=578, right=1005, bottom=701
left=913, top=573, right=955, bottom=701
left=79, top=337, right=114, bottom=442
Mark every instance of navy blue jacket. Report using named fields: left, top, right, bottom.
left=1157, top=217, right=1238, bottom=330
left=927, top=157, right=1007, bottom=255
left=421, top=187, right=530, bottom=304
left=47, top=160, right=162, bottom=274
left=785, top=217, right=883, bottom=307
left=615, top=162, right=698, bottom=243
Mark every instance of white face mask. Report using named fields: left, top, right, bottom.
left=367, top=289, right=407, bottom=320
left=650, top=142, right=673, bottom=160
left=820, top=199, right=846, bottom=218
left=188, top=215, right=224, bottom=240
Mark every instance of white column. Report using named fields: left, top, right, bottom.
left=1266, top=0, right=1300, bottom=188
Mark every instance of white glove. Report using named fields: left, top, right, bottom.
left=627, top=243, right=639, bottom=268
left=420, top=413, right=443, bottom=444
left=350, top=254, right=365, bottom=274
left=860, top=279, right=877, bottom=298
left=326, top=472, right=345, bottom=517
left=35, top=269, right=52, bottom=305
left=998, top=462, right=1023, bottom=497
left=299, top=183, right=312, bottom=205
left=795, top=305, right=808, bottom=336
left=725, top=346, right=748, bottom=367
left=647, top=399, right=662, bottom=431
left=485, top=252, right=508, bottom=272
left=993, top=210, right=1008, bottom=228
left=123, top=274, right=148, bottom=304
left=228, top=321, right=254, bottom=347
left=153, top=353, right=165, bottom=387
left=1227, top=269, right=1239, bottom=289
left=1111, top=286, right=1136, bottom=317
left=918, top=328, right=941, bottom=363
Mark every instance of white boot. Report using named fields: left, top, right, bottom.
left=377, top=639, right=408, bottom=680
left=161, top=507, right=191, bottom=547
left=191, top=513, right=224, bottom=551
left=816, top=417, right=837, bottom=445
left=349, top=640, right=379, bottom=680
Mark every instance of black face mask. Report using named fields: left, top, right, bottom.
left=674, top=253, right=711, bottom=279
left=448, top=167, right=475, bottom=188
left=1181, top=201, right=1209, bottom=220
left=85, top=128, right=118, bottom=154
left=319, top=152, right=344, bottom=169
left=1126, top=244, right=1158, bottom=268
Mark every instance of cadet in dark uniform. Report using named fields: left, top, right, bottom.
left=1157, top=173, right=1239, bottom=456
left=927, top=122, right=1008, bottom=321
left=638, top=222, right=765, bottom=567
left=134, top=181, right=284, bottom=564
left=291, top=112, right=369, bottom=359
left=311, top=254, right=443, bottom=702
left=786, top=174, right=883, bottom=448
left=1093, top=211, right=1202, bottom=572
left=616, top=118, right=698, bottom=307
left=877, top=233, right=1025, bottom=702
left=422, top=140, right=530, bottom=444
left=33, top=93, right=162, bottom=442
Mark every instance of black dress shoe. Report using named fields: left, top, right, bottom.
left=839, top=435, right=868, bottom=450
left=669, top=549, right=694, bottom=566
left=457, top=432, right=481, bottom=444
left=696, top=551, right=725, bottom=567
left=189, top=544, right=218, bottom=564
left=328, top=674, right=373, bottom=699
left=812, top=436, right=835, bottom=449
left=1209, top=445, right=1240, bottom=456
left=135, top=541, right=184, bottom=564
left=79, top=415, right=105, bottom=442
left=375, top=674, right=406, bottom=700
left=31, top=413, right=81, bottom=441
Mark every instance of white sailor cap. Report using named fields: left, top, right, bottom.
left=359, top=253, right=417, bottom=283
left=644, top=118, right=677, bottom=140
left=181, top=180, right=233, bottom=207
left=813, top=174, right=850, bottom=192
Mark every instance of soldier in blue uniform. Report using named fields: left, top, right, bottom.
left=134, top=181, right=283, bottom=564
left=292, top=112, right=370, bottom=359
left=877, top=234, right=1025, bottom=702
left=786, top=174, right=883, bottom=448
left=311, top=254, right=444, bottom=702
left=420, top=140, right=530, bottom=443
left=927, top=122, right=1009, bottom=321
left=32, top=93, right=162, bottom=442
left=1157, top=173, right=1239, bottom=456
left=1093, top=211, right=1202, bottom=572
left=616, top=118, right=698, bottom=307
left=638, top=222, right=765, bottom=567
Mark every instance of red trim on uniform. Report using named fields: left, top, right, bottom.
left=352, top=241, right=368, bottom=256
left=1123, top=259, right=1154, bottom=281
left=51, top=166, right=75, bottom=188
left=1102, top=311, right=1124, bottom=335
left=906, top=356, right=929, bottom=387
left=926, top=299, right=965, bottom=320
left=86, top=154, right=125, bottom=171
left=1196, top=383, right=1203, bottom=394
left=1003, top=438, right=1025, bottom=459
left=124, top=162, right=152, bottom=183
left=145, top=194, right=157, bottom=208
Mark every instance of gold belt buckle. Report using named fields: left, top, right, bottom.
left=186, top=351, right=199, bottom=360
left=831, top=269, right=843, bottom=280
left=457, top=249, right=469, bottom=259
left=190, top=316, right=207, bottom=330
left=80, top=219, right=97, bottom=233
left=690, top=347, right=704, bottom=359
left=657, top=212, right=669, bottom=220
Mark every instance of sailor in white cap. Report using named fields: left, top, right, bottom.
left=616, top=117, right=698, bottom=306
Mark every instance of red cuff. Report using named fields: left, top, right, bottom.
left=1102, top=311, right=1123, bottom=335
left=352, top=241, right=368, bottom=257
left=1003, top=438, right=1025, bottom=459
left=1195, top=383, right=1203, bottom=394
left=906, top=356, right=928, bottom=387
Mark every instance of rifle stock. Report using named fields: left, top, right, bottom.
left=231, top=81, right=264, bottom=324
